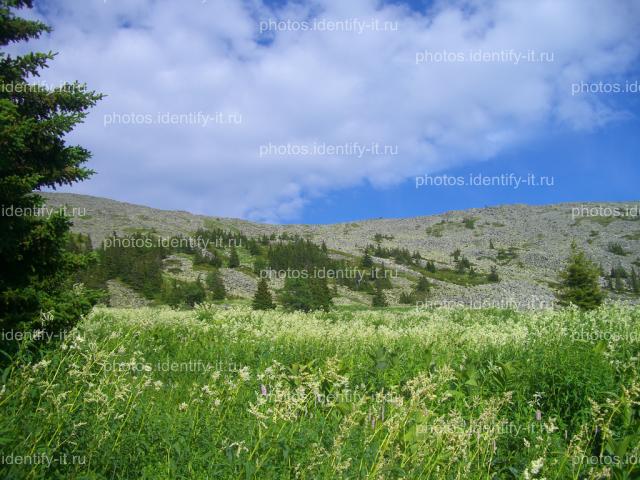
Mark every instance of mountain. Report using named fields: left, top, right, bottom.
left=42, top=192, right=640, bottom=308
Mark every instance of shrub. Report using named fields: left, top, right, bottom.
left=607, top=242, right=628, bottom=256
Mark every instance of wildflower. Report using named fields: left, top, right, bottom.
left=530, top=457, right=544, bottom=475
left=178, top=402, right=188, bottom=412
left=154, top=380, right=163, bottom=390
left=238, top=366, right=251, bottom=382
left=32, top=359, right=51, bottom=371
left=260, top=384, right=268, bottom=396
left=535, top=410, right=542, bottom=421
left=202, top=385, right=214, bottom=396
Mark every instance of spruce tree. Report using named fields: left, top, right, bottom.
left=631, top=268, right=639, bottom=294
left=252, top=278, right=275, bottom=310
left=372, top=285, right=388, bottom=307
left=279, top=277, right=332, bottom=312
left=361, top=251, right=374, bottom=268
left=415, top=276, right=431, bottom=293
left=228, top=246, right=240, bottom=268
left=0, top=0, right=103, bottom=340
left=206, top=270, right=226, bottom=300
left=557, top=242, right=605, bottom=310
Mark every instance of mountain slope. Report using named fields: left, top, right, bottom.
left=42, top=192, right=640, bottom=308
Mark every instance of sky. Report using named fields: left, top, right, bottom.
left=10, top=0, right=640, bottom=223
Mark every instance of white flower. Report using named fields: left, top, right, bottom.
left=530, top=457, right=544, bottom=475
left=178, top=402, right=188, bottom=412
left=238, top=366, right=251, bottom=382
left=202, top=385, right=214, bottom=396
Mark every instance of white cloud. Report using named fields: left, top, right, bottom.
left=14, top=0, right=640, bottom=221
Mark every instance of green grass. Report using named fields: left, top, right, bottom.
left=1, top=305, right=640, bottom=479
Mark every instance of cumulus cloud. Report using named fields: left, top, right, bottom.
left=13, top=0, right=640, bottom=221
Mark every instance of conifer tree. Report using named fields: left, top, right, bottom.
left=279, top=277, right=331, bottom=312
left=252, top=278, right=275, bottom=310
left=361, top=251, right=374, bottom=268
left=372, top=285, right=388, bottom=307
left=206, top=270, right=226, bottom=300
left=0, top=0, right=103, bottom=340
left=228, top=246, right=240, bottom=268
left=631, top=268, right=639, bottom=294
left=557, top=242, right=604, bottom=310
left=415, top=276, right=431, bottom=293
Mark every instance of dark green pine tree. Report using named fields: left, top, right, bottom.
left=0, top=0, right=103, bottom=340
left=279, top=277, right=332, bottom=312
left=252, top=278, right=275, bottom=310
left=361, top=250, right=374, bottom=268
left=206, top=270, right=226, bottom=300
left=228, top=246, right=240, bottom=268
left=631, top=268, right=639, bottom=294
left=372, top=284, right=388, bottom=307
left=557, top=242, right=605, bottom=310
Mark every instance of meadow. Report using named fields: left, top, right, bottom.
left=1, top=304, right=639, bottom=479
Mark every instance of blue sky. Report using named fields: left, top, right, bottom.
left=17, top=0, right=640, bottom=223
left=304, top=107, right=640, bottom=223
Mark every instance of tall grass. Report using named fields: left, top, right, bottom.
left=1, top=305, right=639, bottom=479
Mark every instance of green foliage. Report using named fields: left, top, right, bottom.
left=194, top=248, right=222, bottom=267
left=3, top=305, right=639, bottom=479
left=161, top=277, right=206, bottom=307
left=462, top=216, right=476, bottom=229
left=0, top=0, right=102, bottom=344
left=279, top=277, right=332, bottom=312
left=607, top=242, right=629, bottom=256
left=360, top=251, right=374, bottom=268
left=228, top=246, right=240, bottom=268
left=631, top=268, right=639, bottom=294
left=205, top=270, right=226, bottom=300
left=253, top=257, right=268, bottom=275
left=252, top=278, right=275, bottom=310
left=488, top=266, right=500, bottom=282
left=371, top=285, right=388, bottom=307
left=98, top=233, right=165, bottom=299
left=268, top=238, right=332, bottom=271
left=398, top=291, right=414, bottom=304
left=415, top=276, right=430, bottom=294
left=557, top=242, right=605, bottom=310
left=495, top=246, right=519, bottom=265
left=366, top=243, right=416, bottom=266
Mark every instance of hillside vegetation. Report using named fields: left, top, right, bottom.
left=44, top=193, right=640, bottom=309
